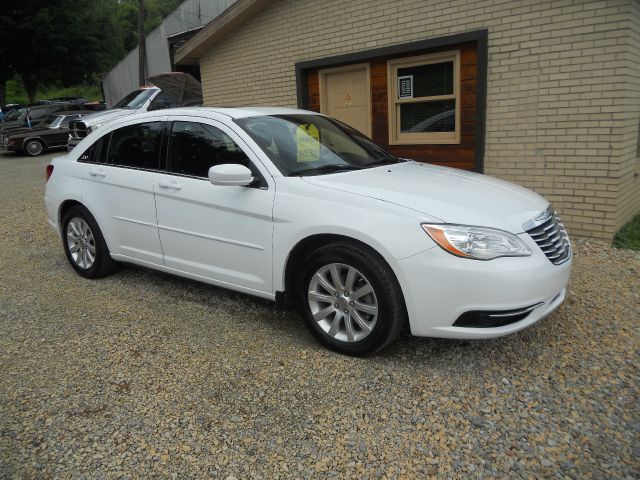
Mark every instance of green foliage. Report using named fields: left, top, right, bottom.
left=5, top=78, right=102, bottom=105
left=1, top=0, right=184, bottom=104
left=613, top=214, right=640, bottom=251
left=115, top=0, right=185, bottom=52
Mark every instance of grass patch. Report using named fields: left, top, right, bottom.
left=5, top=78, right=102, bottom=105
left=613, top=214, right=640, bottom=251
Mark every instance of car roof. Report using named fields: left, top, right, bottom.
left=135, top=106, right=322, bottom=121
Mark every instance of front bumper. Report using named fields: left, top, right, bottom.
left=391, top=235, right=572, bottom=339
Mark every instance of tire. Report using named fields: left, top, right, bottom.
left=298, top=241, right=405, bottom=356
left=23, top=139, right=44, bottom=157
left=61, top=205, right=118, bottom=279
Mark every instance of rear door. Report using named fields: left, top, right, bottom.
left=153, top=116, right=274, bottom=294
left=80, top=120, right=165, bottom=265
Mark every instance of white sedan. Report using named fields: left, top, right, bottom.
left=44, top=107, right=571, bottom=355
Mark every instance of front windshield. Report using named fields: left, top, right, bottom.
left=4, top=108, right=26, bottom=121
left=235, top=114, right=398, bottom=176
left=112, top=88, right=157, bottom=109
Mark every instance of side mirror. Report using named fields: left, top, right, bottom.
left=208, top=164, right=254, bottom=186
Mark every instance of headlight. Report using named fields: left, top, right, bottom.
left=422, top=224, right=531, bottom=260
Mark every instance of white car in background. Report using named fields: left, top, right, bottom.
left=45, top=107, right=571, bottom=355
left=67, top=72, right=202, bottom=150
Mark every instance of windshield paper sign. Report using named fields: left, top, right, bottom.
left=296, top=123, right=320, bottom=162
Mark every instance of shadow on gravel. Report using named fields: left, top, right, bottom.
left=93, top=262, right=557, bottom=369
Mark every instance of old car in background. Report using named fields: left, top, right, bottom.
left=0, top=104, right=24, bottom=122
left=0, top=103, right=79, bottom=134
left=1, top=111, right=91, bottom=156
left=67, top=72, right=202, bottom=150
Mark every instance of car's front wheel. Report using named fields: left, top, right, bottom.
left=23, top=139, right=44, bottom=157
left=62, top=205, right=118, bottom=278
left=298, top=242, right=405, bottom=355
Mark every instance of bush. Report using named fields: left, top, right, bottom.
left=5, top=77, right=102, bottom=105
left=613, top=214, right=640, bottom=252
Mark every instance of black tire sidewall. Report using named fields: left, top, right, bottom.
left=298, top=244, right=402, bottom=356
left=24, top=140, right=43, bottom=157
left=61, top=206, right=113, bottom=278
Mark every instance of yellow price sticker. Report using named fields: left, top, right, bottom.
left=296, top=123, right=320, bottom=162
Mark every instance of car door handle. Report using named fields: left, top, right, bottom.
left=89, top=168, right=106, bottom=177
left=158, top=180, right=183, bottom=190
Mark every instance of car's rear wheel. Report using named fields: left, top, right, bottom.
left=298, top=242, right=404, bottom=355
left=62, top=205, right=118, bottom=278
left=24, top=139, right=44, bottom=157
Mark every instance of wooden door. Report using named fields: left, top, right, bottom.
left=319, top=63, right=371, bottom=137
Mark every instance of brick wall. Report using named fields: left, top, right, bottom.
left=616, top=0, right=640, bottom=232
left=198, top=0, right=640, bottom=240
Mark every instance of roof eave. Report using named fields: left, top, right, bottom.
left=174, top=0, right=275, bottom=65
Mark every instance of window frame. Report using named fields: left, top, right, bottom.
left=387, top=50, right=461, bottom=145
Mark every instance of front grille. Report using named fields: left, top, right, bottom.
left=68, top=120, right=89, bottom=139
left=523, top=207, right=571, bottom=265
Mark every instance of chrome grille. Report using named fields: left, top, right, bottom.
left=523, top=207, right=571, bottom=265
left=68, top=120, right=89, bottom=139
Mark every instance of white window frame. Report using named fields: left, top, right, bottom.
left=387, top=50, right=461, bottom=145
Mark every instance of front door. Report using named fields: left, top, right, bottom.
left=319, top=63, right=371, bottom=137
left=153, top=117, right=274, bottom=295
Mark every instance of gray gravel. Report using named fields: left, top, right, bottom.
left=1, top=151, right=639, bottom=479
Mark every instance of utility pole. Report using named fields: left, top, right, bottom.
left=138, top=0, right=146, bottom=86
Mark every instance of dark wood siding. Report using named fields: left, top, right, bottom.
left=304, top=42, right=478, bottom=171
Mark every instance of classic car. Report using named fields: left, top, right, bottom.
left=1, top=111, right=91, bottom=156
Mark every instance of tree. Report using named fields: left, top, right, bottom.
left=5, top=0, right=125, bottom=104
left=0, top=2, right=22, bottom=107
left=1, top=0, right=183, bottom=105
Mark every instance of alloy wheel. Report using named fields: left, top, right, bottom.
left=66, top=217, right=96, bottom=269
left=307, top=263, right=378, bottom=342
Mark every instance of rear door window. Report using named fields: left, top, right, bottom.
left=79, top=136, right=109, bottom=164
left=106, top=122, right=164, bottom=170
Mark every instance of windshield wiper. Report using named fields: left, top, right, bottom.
left=369, top=157, right=400, bottom=166
left=289, top=164, right=363, bottom=176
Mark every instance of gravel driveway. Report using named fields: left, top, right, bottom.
left=0, top=151, right=638, bottom=479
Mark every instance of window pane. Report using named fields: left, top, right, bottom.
left=168, top=121, right=250, bottom=177
left=397, top=61, right=453, bottom=98
left=107, top=122, right=163, bottom=169
left=400, top=100, right=456, bottom=133
left=60, top=115, right=78, bottom=127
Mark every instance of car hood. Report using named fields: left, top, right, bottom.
left=301, top=161, right=548, bottom=233
left=79, top=108, right=134, bottom=126
left=4, top=125, right=51, bottom=137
